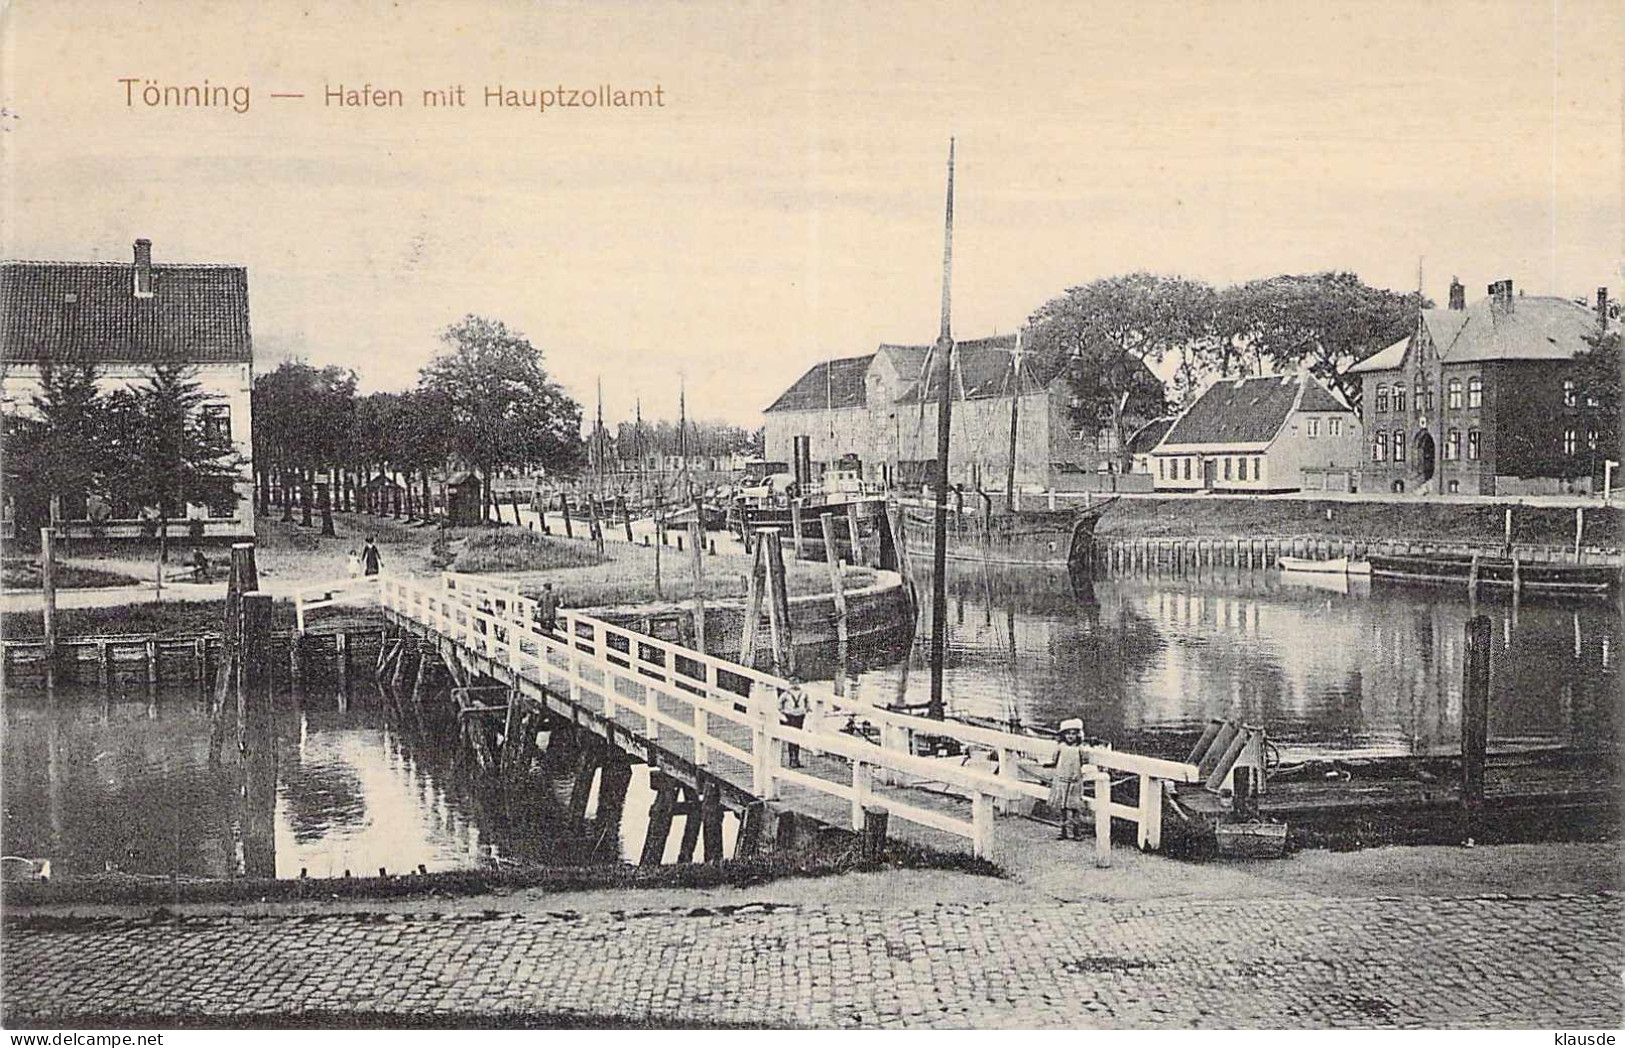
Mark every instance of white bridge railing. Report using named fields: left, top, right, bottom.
left=374, top=570, right=1199, bottom=861
left=294, top=575, right=381, bottom=633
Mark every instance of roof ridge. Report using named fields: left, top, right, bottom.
left=1, top=259, right=246, bottom=270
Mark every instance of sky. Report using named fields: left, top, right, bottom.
left=3, top=0, right=1621, bottom=426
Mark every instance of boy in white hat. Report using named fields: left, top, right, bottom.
left=1048, top=718, right=1088, bottom=840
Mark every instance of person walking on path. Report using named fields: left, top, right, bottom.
left=346, top=549, right=362, bottom=579
left=1048, top=718, right=1088, bottom=840
left=361, top=537, right=383, bottom=576
left=536, top=582, right=559, bottom=637
left=778, top=686, right=810, bottom=769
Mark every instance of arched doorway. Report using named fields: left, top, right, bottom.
left=1415, top=430, right=1436, bottom=484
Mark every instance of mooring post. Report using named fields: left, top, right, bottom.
left=1574, top=506, right=1584, bottom=561
left=239, top=591, right=274, bottom=754
left=1093, top=770, right=1113, bottom=868
left=1511, top=555, right=1522, bottom=600
left=1468, top=551, right=1480, bottom=603
left=335, top=632, right=350, bottom=694
left=1461, top=615, right=1491, bottom=835
left=820, top=512, right=850, bottom=652
left=559, top=493, right=573, bottom=539
left=40, top=528, right=57, bottom=663
left=790, top=499, right=804, bottom=561
left=846, top=502, right=864, bottom=567
left=739, top=537, right=766, bottom=667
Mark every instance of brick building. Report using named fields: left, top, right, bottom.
left=1348, top=279, right=1615, bottom=495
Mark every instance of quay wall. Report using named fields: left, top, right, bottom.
left=591, top=571, right=915, bottom=664
left=1093, top=498, right=1623, bottom=554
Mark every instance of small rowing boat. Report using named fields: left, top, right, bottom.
left=1278, top=556, right=1371, bottom=576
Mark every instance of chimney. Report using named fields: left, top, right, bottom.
left=1487, top=278, right=1513, bottom=315
left=1598, top=287, right=1610, bottom=331
left=133, top=238, right=153, bottom=297
left=1448, top=277, right=1465, bottom=311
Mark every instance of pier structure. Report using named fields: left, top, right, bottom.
left=365, top=558, right=1199, bottom=865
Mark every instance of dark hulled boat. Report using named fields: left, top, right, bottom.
left=903, top=496, right=1117, bottom=570
left=1368, top=551, right=1620, bottom=597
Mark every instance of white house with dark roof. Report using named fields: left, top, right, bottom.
left=1149, top=372, right=1363, bottom=493
left=1, top=239, right=256, bottom=538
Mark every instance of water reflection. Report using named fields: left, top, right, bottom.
left=837, top=564, right=1619, bottom=760
left=1, top=684, right=734, bottom=880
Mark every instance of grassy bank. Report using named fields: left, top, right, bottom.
left=1096, top=498, right=1623, bottom=548
left=1, top=559, right=141, bottom=590
left=439, top=526, right=877, bottom=609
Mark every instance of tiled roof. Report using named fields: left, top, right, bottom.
left=1347, top=294, right=1607, bottom=373
left=1160, top=373, right=1348, bottom=449
left=1348, top=335, right=1410, bottom=374
left=1, top=261, right=252, bottom=365
left=895, top=334, right=1061, bottom=404
left=1125, top=415, right=1177, bottom=455
left=763, top=354, right=875, bottom=413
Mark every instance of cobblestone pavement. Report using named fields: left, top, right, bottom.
left=4, top=893, right=1621, bottom=1028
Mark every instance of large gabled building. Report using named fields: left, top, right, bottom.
left=1348, top=279, right=1615, bottom=495
left=1, top=239, right=256, bottom=538
left=761, top=334, right=1141, bottom=492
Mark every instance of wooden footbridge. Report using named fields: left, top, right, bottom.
left=366, top=570, right=1200, bottom=866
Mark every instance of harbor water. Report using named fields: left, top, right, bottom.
left=4, top=562, right=1616, bottom=879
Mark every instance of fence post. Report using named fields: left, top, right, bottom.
left=971, top=791, right=995, bottom=858
left=693, top=662, right=715, bottom=767
left=851, top=759, right=872, bottom=830
left=1093, top=771, right=1112, bottom=868
left=753, top=683, right=779, bottom=800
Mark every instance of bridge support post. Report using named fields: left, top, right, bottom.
left=640, top=771, right=679, bottom=866
left=594, top=756, right=634, bottom=858
left=1138, top=775, right=1164, bottom=850
left=700, top=781, right=725, bottom=863
left=675, top=785, right=703, bottom=863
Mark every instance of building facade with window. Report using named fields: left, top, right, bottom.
left=1, top=239, right=256, bottom=538
left=762, top=334, right=1145, bottom=492
left=1349, top=278, right=1614, bottom=496
left=1149, top=372, right=1362, bottom=493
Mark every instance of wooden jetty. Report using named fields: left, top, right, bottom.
left=368, top=551, right=1200, bottom=865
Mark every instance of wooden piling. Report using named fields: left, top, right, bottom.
left=736, top=802, right=767, bottom=857
left=1461, top=615, right=1491, bottom=833
left=617, top=496, right=634, bottom=543
left=790, top=499, right=804, bottom=561
left=640, top=771, right=679, bottom=866
left=820, top=513, right=849, bottom=649
left=700, top=780, right=725, bottom=863
left=1467, top=551, right=1480, bottom=603
left=559, top=493, right=573, bottom=539
left=761, top=529, right=795, bottom=676
left=846, top=503, right=864, bottom=566
left=40, top=528, right=57, bottom=662
left=676, top=785, right=703, bottom=863
left=688, top=513, right=707, bottom=652
left=740, top=539, right=765, bottom=667
left=861, top=805, right=889, bottom=861
left=335, top=632, right=350, bottom=693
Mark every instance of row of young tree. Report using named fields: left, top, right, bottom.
left=1025, top=271, right=1430, bottom=461
left=253, top=315, right=586, bottom=523
left=607, top=417, right=761, bottom=464
left=2, top=362, right=241, bottom=548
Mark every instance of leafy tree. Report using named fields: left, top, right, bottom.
left=1217, top=273, right=1426, bottom=407
left=110, top=364, right=244, bottom=558
left=253, top=361, right=356, bottom=518
left=1, top=360, right=105, bottom=537
left=420, top=315, right=585, bottom=520
left=1026, top=273, right=1201, bottom=469
left=1574, top=325, right=1620, bottom=470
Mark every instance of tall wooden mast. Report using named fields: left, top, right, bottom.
left=928, top=138, right=956, bottom=721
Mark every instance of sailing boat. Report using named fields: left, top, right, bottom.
left=900, top=331, right=1117, bottom=569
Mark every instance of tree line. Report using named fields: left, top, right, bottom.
left=254, top=315, right=585, bottom=523
left=1026, top=271, right=1429, bottom=462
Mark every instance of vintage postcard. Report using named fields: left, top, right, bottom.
left=0, top=0, right=1620, bottom=1035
